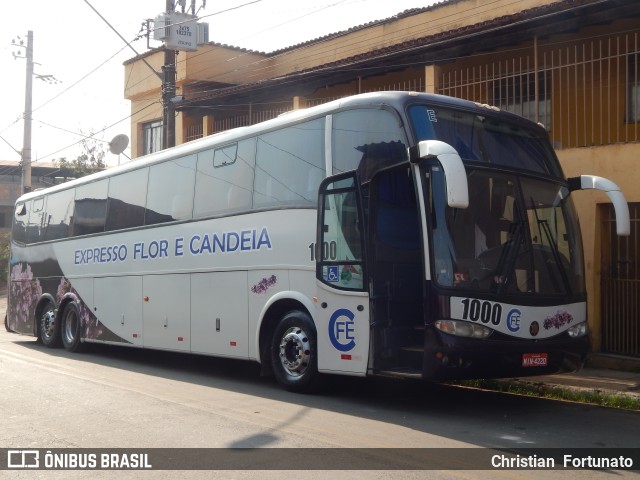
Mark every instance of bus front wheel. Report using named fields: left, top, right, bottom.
left=61, top=302, right=85, bottom=353
left=271, top=310, right=322, bottom=393
left=38, top=300, right=60, bottom=348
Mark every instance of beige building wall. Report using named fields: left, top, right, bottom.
left=183, top=46, right=268, bottom=85
left=558, top=144, right=640, bottom=350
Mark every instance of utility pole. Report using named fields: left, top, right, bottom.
left=162, top=0, right=176, bottom=149
left=21, top=31, right=34, bottom=193
left=12, top=31, right=59, bottom=193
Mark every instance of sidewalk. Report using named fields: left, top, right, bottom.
left=501, top=354, right=640, bottom=401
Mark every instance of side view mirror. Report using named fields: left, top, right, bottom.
left=410, top=140, right=469, bottom=208
left=568, top=175, right=630, bottom=236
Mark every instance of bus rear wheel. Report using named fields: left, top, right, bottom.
left=271, top=310, right=322, bottom=393
left=61, top=302, right=85, bottom=353
left=38, top=300, right=60, bottom=348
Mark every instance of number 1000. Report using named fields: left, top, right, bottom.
left=460, top=298, right=502, bottom=325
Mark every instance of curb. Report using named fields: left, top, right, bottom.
left=586, top=353, right=640, bottom=373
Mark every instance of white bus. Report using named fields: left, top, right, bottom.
left=7, top=92, right=630, bottom=392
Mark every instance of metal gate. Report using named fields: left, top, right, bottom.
left=601, top=203, right=640, bottom=356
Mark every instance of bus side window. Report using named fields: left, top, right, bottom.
left=29, top=197, right=46, bottom=243
left=146, top=155, right=196, bottom=225
left=106, top=168, right=148, bottom=231
left=194, top=138, right=255, bottom=218
left=73, top=180, right=108, bottom=236
left=254, top=119, right=325, bottom=208
left=332, top=108, right=407, bottom=176
left=42, top=189, right=75, bottom=241
left=317, top=173, right=365, bottom=291
left=12, top=202, right=29, bottom=244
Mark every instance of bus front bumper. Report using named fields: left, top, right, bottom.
left=423, top=330, right=590, bottom=381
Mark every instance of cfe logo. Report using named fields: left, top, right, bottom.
left=328, top=309, right=356, bottom=352
left=507, top=308, right=522, bottom=333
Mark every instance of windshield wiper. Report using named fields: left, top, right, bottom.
left=492, top=221, right=524, bottom=294
left=534, top=212, right=573, bottom=295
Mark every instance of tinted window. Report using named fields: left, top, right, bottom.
left=317, top=173, right=365, bottom=291
left=409, top=105, right=561, bottom=177
left=146, top=155, right=196, bottom=225
left=254, top=118, right=325, bottom=208
left=106, top=168, right=148, bottom=231
left=73, top=180, right=108, bottom=236
left=12, top=201, right=30, bottom=244
left=26, top=197, right=46, bottom=243
left=194, top=139, right=255, bottom=218
left=42, top=189, right=74, bottom=241
left=332, top=109, right=407, bottom=178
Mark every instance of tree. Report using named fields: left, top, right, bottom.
left=56, top=131, right=107, bottom=178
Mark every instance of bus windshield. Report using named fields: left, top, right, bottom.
left=410, top=105, right=585, bottom=297
left=425, top=168, right=585, bottom=296
left=409, top=105, right=563, bottom=177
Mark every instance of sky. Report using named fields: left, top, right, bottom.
left=1, top=0, right=438, bottom=166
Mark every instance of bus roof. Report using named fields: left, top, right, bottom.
left=15, top=91, right=543, bottom=204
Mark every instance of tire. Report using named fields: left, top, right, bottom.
left=270, top=310, right=322, bottom=393
left=37, top=300, right=60, bottom=348
left=61, top=302, right=85, bottom=353
left=4, top=314, right=10, bottom=333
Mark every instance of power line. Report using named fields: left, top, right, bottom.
left=32, top=43, right=130, bottom=115
left=34, top=102, right=160, bottom=162
left=83, top=0, right=161, bottom=81
left=0, top=133, right=21, bottom=157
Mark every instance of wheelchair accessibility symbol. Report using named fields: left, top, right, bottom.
left=326, top=265, right=339, bottom=282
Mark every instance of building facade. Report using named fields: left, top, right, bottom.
left=124, top=0, right=640, bottom=357
left=0, top=161, right=73, bottom=231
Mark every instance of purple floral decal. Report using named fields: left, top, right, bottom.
left=8, top=263, right=42, bottom=332
left=251, top=275, right=277, bottom=294
left=56, top=278, right=104, bottom=340
left=543, top=310, right=573, bottom=330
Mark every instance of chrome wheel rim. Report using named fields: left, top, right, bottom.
left=278, top=326, right=311, bottom=377
left=40, top=308, right=56, bottom=341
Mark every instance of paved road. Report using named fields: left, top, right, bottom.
left=1, top=298, right=639, bottom=479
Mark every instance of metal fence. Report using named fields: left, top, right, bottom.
left=184, top=123, right=203, bottom=143
left=438, top=31, right=640, bottom=149
left=211, top=108, right=291, bottom=134
left=601, top=203, right=640, bottom=357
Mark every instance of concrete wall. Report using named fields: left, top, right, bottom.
left=558, top=143, right=640, bottom=349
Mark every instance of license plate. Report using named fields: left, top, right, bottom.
left=522, top=353, right=548, bottom=367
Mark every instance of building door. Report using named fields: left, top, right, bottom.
left=601, top=203, right=640, bottom=356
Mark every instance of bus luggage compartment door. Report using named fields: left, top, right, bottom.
left=142, top=274, right=190, bottom=351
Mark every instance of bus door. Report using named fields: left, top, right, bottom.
left=367, top=166, right=425, bottom=374
left=315, top=172, right=370, bottom=375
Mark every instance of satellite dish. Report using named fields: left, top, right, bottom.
left=109, top=134, right=129, bottom=155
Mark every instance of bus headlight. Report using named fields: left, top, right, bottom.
left=567, top=322, right=588, bottom=338
left=435, top=320, right=492, bottom=339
